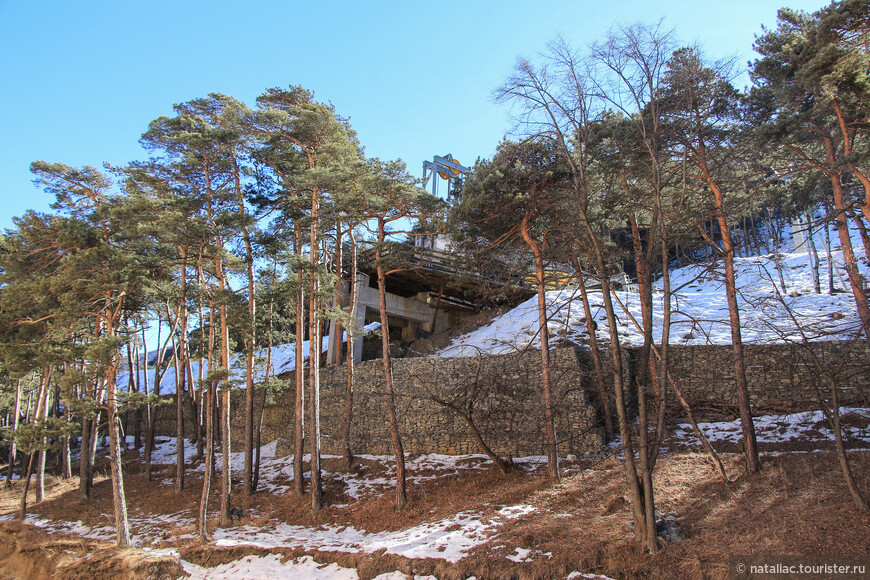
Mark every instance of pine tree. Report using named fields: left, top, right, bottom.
left=4, top=162, right=165, bottom=545
left=255, top=86, right=361, bottom=510
left=459, top=140, right=566, bottom=482
left=658, top=48, right=762, bottom=474
left=751, top=1, right=870, bottom=347
left=140, top=95, right=251, bottom=534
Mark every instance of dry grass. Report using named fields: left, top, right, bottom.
left=0, top=519, right=183, bottom=580
left=0, top=443, right=869, bottom=579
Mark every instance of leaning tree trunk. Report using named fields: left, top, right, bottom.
left=520, top=213, right=559, bottom=481
left=35, top=367, right=53, bottom=503
left=707, top=171, right=761, bottom=475
left=426, top=391, right=511, bottom=475
left=578, top=204, right=655, bottom=552
left=830, top=173, right=870, bottom=348
left=105, top=355, right=131, bottom=545
left=599, top=274, right=651, bottom=549
left=35, top=367, right=54, bottom=503
left=18, top=369, right=50, bottom=519
left=17, top=453, right=35, bottom=520
left=572, top=264, right=613, bottom=439
left=608, top=289, right=730, bottom=483
left=849, top=204, right=870, bottom=269
left=825, top=374, right=869, bottom=512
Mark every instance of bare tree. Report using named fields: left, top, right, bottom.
left=752, top=265, right=869, bottom=512
left=495, top=39, right=663, bottom=552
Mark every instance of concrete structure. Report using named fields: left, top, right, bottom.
left=324, top=239, right=533, bottom=365
left=326, top=272, right=461, bottom=364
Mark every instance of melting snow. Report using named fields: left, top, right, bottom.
left=438, top=223, right=868, bottom=357
left=213, top=505, right=536, bottom=563
left=13, top=408, right=867, bottom=579
left=12, top=221, right=870, bottom=580
left=670, top=408, right=870, bottom=448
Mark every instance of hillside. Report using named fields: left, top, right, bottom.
left=437, top=223, right=867, bottom=357
left=2, top=222, right=869, bottom=579
left=1, top=408, right=868, bottom=579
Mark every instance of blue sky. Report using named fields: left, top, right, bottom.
left=0, top=0, right=825, bottom=230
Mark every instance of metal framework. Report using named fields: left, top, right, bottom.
left=422, top=154, right=469, bottom=196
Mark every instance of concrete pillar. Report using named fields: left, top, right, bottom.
left=352, top=273, right=369, bottom=363
left=791, top=215, right=808, bottom=253
left=325, top=304, right=341, bottom=366
left=326, top=279, right=349, bottom=366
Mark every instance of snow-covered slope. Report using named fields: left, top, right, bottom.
left=437, top=224, right=867, bottom=357
left=116, top=323, right=380, bottom=392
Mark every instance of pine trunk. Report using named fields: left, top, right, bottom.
left=520, top=213, right=559, bottom=481
left=198, top=295, right=217, bottom=540
left=832, top=187, right=870, bottom=347
left=806, top=211, right=822, bottom=294
left=572, top=265, right=613, bottom=439
left=709, top=177, right=762, bottom=474
left=825, top=374, right=870, bottom=512
left=294, top=231, right=306, bottom=498
left=343, top=236, right=359, bottom=471
left=175, top=248, right=190, bottom=493
left=35, top=367, right=52, bottom=503
left=106, top=359, right=131, bottom=545
left=174, top=343, right=185, bottom=493
left=219, top=287, right=232, bottom=526
left=79, top=413, right=91, bottom=500
left=19, top=370, right=50, bottom=519
left=198, top=384, right=215, bottom=541
left=309, top=189, right=323, bottom=511
left=649, top=235, right=671, bottom=470
left=376, top=220, right=407, bottom=509
left=235, top=165, right=257, bottom=498
left=6, top=379, right=20, bottom=487
left=142, top=327, right=153, bottom=482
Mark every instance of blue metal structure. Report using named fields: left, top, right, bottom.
left=422, top=154, right=469, bottom=197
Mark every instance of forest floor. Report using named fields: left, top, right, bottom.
left=0, top=408, right=869, bottom=579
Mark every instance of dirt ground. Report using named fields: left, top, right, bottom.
left=0, top=441, right=868, bottom=579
